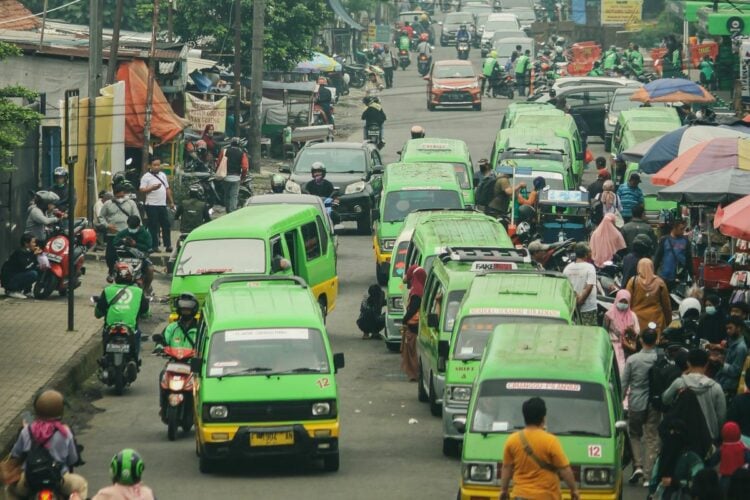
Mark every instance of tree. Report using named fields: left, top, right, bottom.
left=0, top=42, right=42, bottom=171
left=23, top=0, right=159, bottom=32
left=174, top=0, right=331, bottom=70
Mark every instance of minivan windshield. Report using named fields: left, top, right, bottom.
left=207, top=328, right=329, bottom=377
left=295, top=148, right=367, bottom=174
left=453, top=315, right=566, bottom=360
left=383, top=190, right=463, bottom=222
left=176, top=239, right=266, bottom=276
left=471, top=379, right=611, bottom=437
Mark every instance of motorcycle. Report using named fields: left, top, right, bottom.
left=114, top=246, right=148, bottom=288
left=456, top=40, right=470, bottom=60
left=398, top=49, right=410, bottom=70
left=491, top=74, right=515, bottom=99
left=34, top=219, right=96, bottom=299
left=191, top=174, right=253, bottom=210
left=153, top=338, right=196, bottom=441
left=417, top=53, right=431, bottom=76
left=313, top=101, right=334, bottom=125
left=365, top=123, right=384, bottom=149
left=98, top=322, right=139, bottom=395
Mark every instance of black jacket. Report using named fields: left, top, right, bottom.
left=361, top=105, right=386, bottom=126
left=317, top=86, right=332, bottom=106
left=1, top=248, right=37, bottom=286
left=305, top=179, right=335, bottom=198
left=51, top=183, right=76, bottom=212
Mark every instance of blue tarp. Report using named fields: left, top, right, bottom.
left=571, top=0, right=586, bottom=25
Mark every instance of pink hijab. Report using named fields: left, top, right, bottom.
left=605, top=289, right=639, bottom=336
left=590, top=213, right=626, bottom=268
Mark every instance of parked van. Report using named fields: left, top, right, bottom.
left=457, top=324, right=623, bottom=500
left=170, top=204, right=338, bottom=318
left=193, top=275, right=345, bottom=474
left=500, top=102, right=556, bottom=130
left=373, top=163, right=465, bottom=285
left=511, top=112, right=585, bottom=182
left=399, top=138, right=476, bottom=205
left=440, top=272, right=577, bottom=456
left=611, top=107, right=681, bottom=171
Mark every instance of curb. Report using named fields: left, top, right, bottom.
left=0, top=335, right=102, bottom=456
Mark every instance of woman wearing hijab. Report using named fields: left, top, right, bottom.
left=603, top=289, right=640, bottom=373
left=627, top=258, right=672, bottom=335
left=590, top=213, right=626, bottom=268
left=401, top=266, right=425, bottom=381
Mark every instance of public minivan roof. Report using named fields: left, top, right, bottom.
left=383, top=162, right=464, bottom=190
left=459, top=273, right=576, bottom=316
left=184, top=204, right=318, bottom=242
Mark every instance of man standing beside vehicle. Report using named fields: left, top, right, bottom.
left=481, top=50, right=499, bottom=96
left=216, top=137, right=249, bottom=214
left=563, top=243, right=598, bottom=326
left=139, top=157, right=174, bottom=253
left=514, top=49, right=531, bottom=97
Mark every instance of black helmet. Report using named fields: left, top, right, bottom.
left=632, top=233, right=653, bottom=257
left=271, top=174, right=286, bottom=193
left=112, top=172, right=128, bottom=187
left=188, top=183, right=205, bottom=200
left=114, top=180, right=134, bottom=194
left=175, top=292, right=199, bottom=317
left=517, top=204, right=536, bottom=223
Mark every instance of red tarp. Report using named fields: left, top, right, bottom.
left=116, top=60, right=189, bottom=147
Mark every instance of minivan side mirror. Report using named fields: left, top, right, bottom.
left=333, top=352, right=345, bottom=373
left=615, top=420, right=627, bottom=432
left=453, top=416, right=467, bottom=433
left=279, top=164, right=291, bottom=174
left=190, top=357, right=203, bottom=374
left=372, top=165, right=384, bottom=175
left=427, top=313, right=439, bottom=329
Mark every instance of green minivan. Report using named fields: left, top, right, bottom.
left=439, top=271, right=577, bottom=456
left=499, top=101, right=557, bottom=129
left=373, top=162, right=465, bottom=285
left=611, top=107, right=681, bottom=172
left=399, top=138, right=476, bottom=205
left=170, top=204, right=338, bottom=319
left=193, top=275, right=345, bottom=473
left=457, top=324, right=624, bottom=500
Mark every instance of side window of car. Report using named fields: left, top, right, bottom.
left=315, top=216, right=328, bottom=255
left=588, top=90, right=611, bottom=106
left=422, top=274, right=440, bottom=315
left=564, top=91, right=586, bottom=108
left=301, top=221, right=321, bottom=260
left=372, top=150, right=382, bottom=166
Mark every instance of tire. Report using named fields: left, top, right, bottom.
left=181, top=403, right=194, bottom=432
left=443, top=438, right=460, bottom=457
left=473, top=103, right=482, bottom=111
left=428, top=375, right=441, bottom=417
left=199, top=455, right=218, bottom=474
left=167, top=406, right=179, bottom=441
left=319, top=297, right=328, bottom=322
left=33, top=271, right=58, bottom=299
left=386, top=341, right=400, bottom=353
left=323, top=452, right=340, bottom=472
left=113, top=365, right=125, bottom=396
left=417, top=362, right=428, bottom=402
left=357, top=210, right=373, bottom=235
left=376, top=263, right=388, bottom=286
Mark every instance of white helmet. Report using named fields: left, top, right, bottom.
left=679, top=297, right=702, bottom=319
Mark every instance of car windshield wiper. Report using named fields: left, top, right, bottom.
left=223, top=367, right=273, bottom=376
left=558, top=430, right=605, bottom=436
left=338, top=170, right=365, bottom=174
left=268, top=367, right=325, bottom=375
left=189, top=269, right=230, bottom=275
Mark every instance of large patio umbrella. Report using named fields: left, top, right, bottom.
left=636, top=125, right=750, bottom=173
left=714, top=195, right=750, bottom=240
left=295, top=52, right=342, bottom=73
left=652, top=137, right=750, bottom=186
left=657, top=169, right=750, bottom=205
left=630, top=78, right=715, bottom=104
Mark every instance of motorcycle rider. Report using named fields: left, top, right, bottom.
left=6, top=390, right=87, bottom=500
left=402, top=21, right=414, bottom=40
left=361, top=96, right=387, bottom=145
left=456, top=24, right=470, bottom=46
left=316, top=77, right=334, bottom=125
left=482, top=50, right=500, bottom=96
left=304, top=162, right=335, bottom=199
left=270, top=174, right=287, bottom=193
left=410, top=125, right=426, bottom=139
left=416, top=33, right=432, bottom=68
left=92, top=449, right=154, bottom=500
left=628, top=43, right=644, bottom=76
left=588, top=60, right=604, bottom=76
left=189, top=140, right=213, bottom=172
left=398, top=29, right=411, bottom=52
left=602, top=45, right=620, bottom=73
left=50, top=167, right=76, bottom=214
left=95, top=262, right=149, bottom=361
left=553, top=46, right=566, bottom=64
left=100, top=181, right=140, bottom=278
left=25, top=190, right=63, bottom=246
left=112, top=215, right=154, bottom=294
left=172, top=184, right=211, bottom=270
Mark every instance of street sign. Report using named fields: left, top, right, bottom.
left=64, top=89, right=79, bottom=164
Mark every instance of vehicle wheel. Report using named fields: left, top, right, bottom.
left=506, top=89, right=514, bottom=99
left=323, top=452, right=340, bottom=472
left=199, top=455, right=218, bottom=474
left=181, top=404, right=194, bottom=432
left=113, top=366, right=125, bottom=396
left=443, top=438, right=460, bottom=457
left=357, top=210, right=373, bottom=235
left=33, top=271, right=57, bottom=299
left=429, top=375, right=441, bottom=417
left=417, top=362, right=428, bottom=402
left=473, top=103, right=482, bottom=111
left=167, top=407, right=179, bottom=441
left=386, top=341, right=400, bottom=353
left=604, top=137, right=612, bottom=153
left=319, top=297, right=328, bottom=322
left=376, top=264, right=388, bottom=287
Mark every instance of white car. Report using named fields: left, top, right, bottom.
left=480, top=12, right=520, bottom=47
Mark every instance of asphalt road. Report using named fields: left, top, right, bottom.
left=74, top=30, right=640, bottom=500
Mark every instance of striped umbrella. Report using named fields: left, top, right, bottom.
left=652, top=137, right=750, bottom=186
left=630, top=78, right=715, bottom=104
left=715, top=195, right=750, bottom=240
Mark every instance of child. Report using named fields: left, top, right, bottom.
left=356, top=284, right=385, bottom=339
left=717, top=421, right=750, bottom=494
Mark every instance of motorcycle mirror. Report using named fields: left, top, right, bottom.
left=152, top=333, right=166, bottom=345
left=125, top=158, right=133, bottom=166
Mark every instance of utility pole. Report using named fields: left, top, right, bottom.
left=249, top=0, right=265, bottom=173
left=106, top=0, right=124, bottom=84
left=143, top=0, right=161, bottom=172
left=233, top=0, right=242, bottom=136
left=87, top=0, right=103, bottom=221
left=167, top=0, right=174, bottom=42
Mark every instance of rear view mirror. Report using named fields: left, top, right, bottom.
left=373, top=165, right=384, bottom=175
left=437, top=340, right=449, bottom=372
left=333, top=352, right=345, bottom=373
left=279, top=164, right=291, bottom=174
left=615, top=420, right=627, bottom=432
left=427, top=313, right=439, bottom=329
left=190, top=357, right=203, bottom=373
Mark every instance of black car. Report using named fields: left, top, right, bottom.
left=440, top=11, right=476, bottom=46
left=282, top=142, right=383, bottom=235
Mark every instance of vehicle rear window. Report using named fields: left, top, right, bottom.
left=383, top=190, right=463, bottom=222
left=176, top=239, right=266, bottom=276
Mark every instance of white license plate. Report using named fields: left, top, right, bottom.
left=123, top=259, right=141, bottom=266
left=106, top=343, right=130, bottom=353
left=46, top=255, right=62, bottom=263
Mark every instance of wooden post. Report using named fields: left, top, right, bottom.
left=233, top=0, right=242, bottom=136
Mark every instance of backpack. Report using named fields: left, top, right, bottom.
left=664, top=380, right=713, bottom=459
left=475, top=174, right=497, bottom=207
left=24, top=433, right=64, bottom=491
left=648, top=354, right=682, bottom=412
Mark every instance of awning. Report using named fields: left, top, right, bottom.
left=328, top=0, right=364, bottom=31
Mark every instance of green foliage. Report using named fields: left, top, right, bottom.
left=23, top=0, right=160, bottom=32
left=630, top=11, right=682, bottom=49
left=0, top=42, right=42, bottom=170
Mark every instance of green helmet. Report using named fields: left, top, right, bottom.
left=110, top=448, right=144, bottom=486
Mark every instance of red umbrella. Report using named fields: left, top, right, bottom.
left=714, top=195, right=750, bottom=240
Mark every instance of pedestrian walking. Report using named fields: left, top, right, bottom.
left=621, top=234, right=653, bottom=290
left=714, top=422, right=750, bottom=494
left=616, top=172, right=644, bottom=221
left=381, top=44, right=395, bottom=88
left=401, top=265, right=425, bottom=381
left=714, top=317, right=749, bottom=396
left=700, top=293, right=728, bottom=345
left=586, top=162, right=609, bottom=200
left=728, top=367, right=750, bottom=436
left=592, top=180, right=622, bottom=225
left=589, top=213, right=626, bottom=269
left=654, top=218, right=694, bottom=291
left=139, top=157, right=174, bottom=253
left=604, top=289, right=640, bottom=373
left=627, top=258, right=672, bottom=335
left=622, top=327, right=659, bottom=487
left=563, top=243, right=598, bottom=326
left=499, top=397, right=580, bottom=500
left=216, top=137, right=249, bottom=213
left=621, top=204, right=657, bottom=250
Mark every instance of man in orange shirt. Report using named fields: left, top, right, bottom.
left=500, top=397, right=580, bottom=500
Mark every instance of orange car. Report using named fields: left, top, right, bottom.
left=424, top=59, right=482, bottom=111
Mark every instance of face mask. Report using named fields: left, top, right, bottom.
left=116, top=195, right=126, bottom=201
left=127, top=227, right=138, bottom=234
left=616, top=302, right=629, bottom=311
left=705, top=306, right=717, bottom=315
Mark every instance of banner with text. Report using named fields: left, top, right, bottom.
left=601, top=0, right=643, bottom=26
left=185, top=94, right=227, bottom=133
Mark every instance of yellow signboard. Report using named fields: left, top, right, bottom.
left=601, top=0, right=643, bottom=26
left=368, top=23, right=376, bottom=39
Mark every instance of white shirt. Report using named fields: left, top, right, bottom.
left=563, top=260, right=597, bottom=312
left=140, top=171, right=169, bottom=206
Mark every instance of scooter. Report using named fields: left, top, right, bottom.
left=98, top=322, right=139, bottom=395
left=491, top=74, right=515, bottom=99
left=114, top=245, right=148, bottom=288
left=456, top=40, right=470, bottom=60
left=192, top=174, right=253, bottom=210
left=365, top=123, right=384, bottom=149
left=34, top=219, right=96, bottom=299
left=343, top=63, right=367, bottom=88
left=417, top=53, right=431, bottom=76
left=154, top=339, right=195, bottom=441
left=398, top=49, right=410, bottom=70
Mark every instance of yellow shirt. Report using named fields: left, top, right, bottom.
left=503, top=428, right=569, bottom=500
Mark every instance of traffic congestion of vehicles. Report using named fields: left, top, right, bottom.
left=8, top=1, right=750, bottom=499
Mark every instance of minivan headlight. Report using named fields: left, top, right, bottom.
left=345, top=181, right=366, bottom=195
left=584, top=467, right=614, bottom=485
left=381, top=239, right=395, bottom=251
left=390, top=296, right=404, bottom=311
left=285, top=180, right=301, bottom=194
left=450, top=386, right=472, bottom=402
left=209, top=405, right=228, bottom=419
left=312, top=402, right=331, bottom=416
left=463, top=462, right=494, bottom=482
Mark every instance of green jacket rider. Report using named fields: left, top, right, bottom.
left=160, top=294, right=200, bottom=350
left=95, top=262, right=149, bottom=357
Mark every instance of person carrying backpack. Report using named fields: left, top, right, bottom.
left=5, top=390, right=87, bottom=499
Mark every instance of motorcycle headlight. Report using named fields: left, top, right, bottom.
left=312, top=402, right=331, bottom=416
left=380, top=239, right=395, bottom=251
left=390, top=296, right=404, bottom=311
left=345, top=181, right=366, bottom=195
left=584, top=467, right=614, bottom=485
left=208, top=405, right=228, bottom=419
left=450, top=385, right=472, bottom=402
left=462, top=462, right=494, bottom=482
left=169, top=377, right=185, bottom=391
left=285, top=180, right=301, bottom=194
